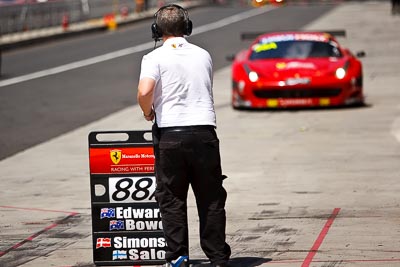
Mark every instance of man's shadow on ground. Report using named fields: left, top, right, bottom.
left=191, top=257, right=272, bottom=266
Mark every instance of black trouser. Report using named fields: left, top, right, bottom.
left=393, top=0, right=400, bottom=13
left=153, top=125, right=231, bottom=264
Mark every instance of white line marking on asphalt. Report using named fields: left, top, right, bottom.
left=0, top=6, right=274, bottom=88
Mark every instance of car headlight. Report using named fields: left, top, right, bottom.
left=243, top=64, right=259, bottom=82
left=249, top=71, right=259, bottom=82
left=335, top=61, right=349, bottom=79
left=335, top=68, right=346, bottom=79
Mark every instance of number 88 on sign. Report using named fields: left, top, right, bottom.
left=109, top=176, right=156, bottom=203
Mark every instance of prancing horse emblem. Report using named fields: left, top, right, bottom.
left=110, top=149, right=122, bottom=164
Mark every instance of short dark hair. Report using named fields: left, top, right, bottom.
left=156, top=5, right=186, bottom=37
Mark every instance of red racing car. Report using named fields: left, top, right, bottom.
left=228, top=31, right=365, bottom=109
left=251, top=0, right=284, bottom=7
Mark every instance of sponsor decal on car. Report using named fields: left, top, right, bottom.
left=319, top=98, right=331, bottom=106
left=260, top=33, right=329, bottom=44
left=286, top=77, right=311, bottom=86
left=267, top=98, right=314, bottom=107
left=252, top=42, right=278, bottom=53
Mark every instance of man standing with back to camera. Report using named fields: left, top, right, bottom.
left=137, top=4, right=231, bottom=267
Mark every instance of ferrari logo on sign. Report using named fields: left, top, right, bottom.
left=110, top=149, right=122, bottom=164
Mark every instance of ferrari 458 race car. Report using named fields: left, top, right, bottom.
left=228, top=31, right=365, bottom=109
left=251, top=0, right=284, bottom=7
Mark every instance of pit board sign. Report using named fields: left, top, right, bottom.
left=88, top=131, right=165, bottom=266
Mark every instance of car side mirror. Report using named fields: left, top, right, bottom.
left=356, top=51, right=366, bottom=58
left=226, top=54, right=235, bottom=61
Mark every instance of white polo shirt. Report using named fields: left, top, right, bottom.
left=139, top=37, right=216, bottom=128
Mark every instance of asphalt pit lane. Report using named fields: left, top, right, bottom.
left=49, top=232, right=86, bottom=239
left=258, top=202, right=280, bottom=206
left=260, top=210, right=278, bottom=215
left=293, top=191, right=321, bottom=194
left=270, top=227, right=297, bottom=236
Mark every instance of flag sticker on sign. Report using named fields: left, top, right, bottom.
left=110, top=220, right=125, bottom=231
left=100, top=208, right=116, bottom=219
left=96, top=237, right=112, bottom=248
left=113, top=250, right=128, bottom=260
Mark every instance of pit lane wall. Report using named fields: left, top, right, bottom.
left=0, top=0, right=211, bottom=35
left=0, top=0, right=211, bottom=51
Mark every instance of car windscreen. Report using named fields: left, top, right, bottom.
left=250, top=40, right=342, bottom=60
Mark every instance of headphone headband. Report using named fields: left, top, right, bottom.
left=151, top=4, right=193, bottom=41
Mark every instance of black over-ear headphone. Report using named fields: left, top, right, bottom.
left=151, top=4, right=193, bottom=41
